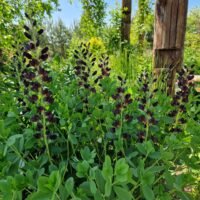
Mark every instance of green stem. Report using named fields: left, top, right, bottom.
left=42, top=112, right=52, bottom=164
left=145, top=119, right=149, bottom=142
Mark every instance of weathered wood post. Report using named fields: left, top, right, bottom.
left=121, top=0, right=132, bottom=44
left=153, top=0, right=188, bottom=95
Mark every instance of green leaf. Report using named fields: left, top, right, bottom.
left=27, top=191, right=53, bottom=200
left=105, top=180, right=112, bottom=197
left=65, top=177, right=74, bottom=195
left=27, top=171, right=61, bottom=200
left=0, top=120, right=10, bottom=139
left=80, top=146, right=96, bottom=164
left=76, top=160, right=90, bottom=178
left=102, top=156, right=113, bottom=182
left=141, top=170, right=155, bottom=186
left=144, top=141, right=155, bottom=154
left=142, top=185, right=155, bottom=200
left=94, top=191, right=104, bottom=200
left=161, top=151, right=174, bottom=161
left=3, top=134, right=23, bottom=156
left=135, top=143, right=146, bottom=155
left=95, top=169, right=105, bottom=193
left=114, top=158, right=129, bottom=183
left=114, top=186, right=133, bottom=200
left=89, top=180, right=97, bottom=194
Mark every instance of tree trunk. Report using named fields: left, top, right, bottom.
left=138, top=0, right=145, bottom=49
left=121, top=0, right=132, bottom=44
left=153, top=0, right=188, bottom=95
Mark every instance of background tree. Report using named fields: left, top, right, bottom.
left=121, top=0, right=132, bottom=44
left=44, top=19, right=72, bottom=58
left=184, top=8, right=200, bottom=68
left=79, top=0, right=106, bottom=38
left=0, top=0, right=58, bottom=66
left=131, top=0, right=153, bottom=51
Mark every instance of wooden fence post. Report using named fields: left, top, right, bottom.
left=153, top=0, right=188, bottom=95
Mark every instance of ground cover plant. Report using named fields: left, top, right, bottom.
left=0, top=11, right=200, bottom=200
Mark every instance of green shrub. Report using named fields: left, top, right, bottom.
left=0, top=15, right=199, bottom=200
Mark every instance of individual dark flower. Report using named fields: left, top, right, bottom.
left=117, top=87, right=125, bottom=93
left=93, top=78, right=99, bottom=84
left=171, top=127, right=182, bottom=133
left=112, top=120, right=120, bottom=128
left=25, top=72, right=36, bottom=80
left=117, top=76, right=123, bottom=81
left=23, top=52, right=32, bottom=59
left=42, top=75, right=52, bottom=82
left=37, top=106, right=45, bottom=113
left=171, top=99, right=179, bottom=106
left=149, top=117, right=158, bottom=125
left=187, top=74, right=194, bottom=81
left=23, top=80, right=30, bottom=87
left=77, top=60, right=86, bottom=66
left=90, top=87, right=96, bottom=93
left=24, top=89, right=29, bottom=95
left=125, top=114, right=133, bottom=122
left=110, top=127, right=116, bottom=133
left=36, top=122, right=43, bottom=131
left=168, top=110, right=177, bottom=117
left=137, top=115, right=146, bottom=124
left=29, top=59, right=39, bottom=67
left=25, top=13, right=30, bottom=19
left=31, top=114, right=40, bottom=122
left=153, top=88, right=158, bottom=93
left=24, top=32, right=32, bottom=40
left=147, top=110, right=153, bottom=116
left=122, top=133, right=131, bottom=140
left=91, top=57, right=96, bottom=62
left=125, top=98, right=133, bottom=105
left=40, top=54, right=48, bottom=61
left=98, top=64, right=103, bottom=68
left=137, top=131, right=145, bottom=143
left=182, top=97, right=189, bottom=103
left=41, top=47, right=49, bottom=54
left=75, top=70, right=81, bottom=75
left=36, top=40, right=40, bottom=47
left=139, top=104, right=145, bottom=110
left=29, top=42, right=35, bottom=50
left=23, top=25, right=30, bottom=32
left=113, top=109, right=121, bottom=115
left=83, top=98, right=88, bottom=104
left=33, top=20, right=37, bottom=26
left=44, top=96, right=54, bottom=104
left=116, top=103, right=122, bottom=109
left=42, top=88, right=52, bottom=96
left=38, top=29, right=44, bottom=35
left=34, top=133, right=42, bottom=139
left=98, top=105, right=103, bottom=109
left=47, top=114, right=56, bottom=123
left=38, top=67, right=48, bottom=75
left=48, top=133, right=57, bottom=140
left=106, top=67, right=111, bottom=71
left=29, top=95, right=38, bottom=103
left=84, top=84, right=90, bottom=89
left=112, top=94, right=120, bottom=100
left=179, top=105, right=186, bottom=112
left=179, top=118, right=187, bottom=124
left=31, top=82, right=41, bottom=91
left=141, top=97, right=147, bottom=104
left=102, top=69, right=109, bottom=76
left=152, top=101, right=158, bottom=107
